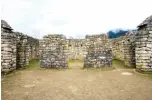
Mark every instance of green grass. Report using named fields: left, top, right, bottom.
left=112, top=59, right=135, bottom=69
left=142, top=72, right=152, bottom=78
left=68, top=59, right=84, bottom=63
left=27, top=59, right=40, bottom=69
left=112, top=59, right=125, bottom=68
left=135, top=71, right=152, bottom=78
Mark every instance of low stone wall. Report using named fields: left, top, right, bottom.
left=67, top=39, right=87, bottom=60
left=84, top=34, right=112, bottom=68
left=1, top=20, right=39, bottom=74
left=39, top=34, right=68, bottom=68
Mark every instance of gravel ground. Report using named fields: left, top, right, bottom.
left=2, top=61, right=152, bottom=100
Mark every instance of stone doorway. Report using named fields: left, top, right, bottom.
left=67, top=39, right=86, bottom=69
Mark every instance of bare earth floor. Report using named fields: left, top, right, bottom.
left=2, top=61, right=152, bottom=100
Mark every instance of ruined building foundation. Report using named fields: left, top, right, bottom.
left=1, top=15, right=152, bottom=73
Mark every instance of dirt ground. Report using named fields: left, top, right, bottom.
left=2, top=60, right=152, bottom=100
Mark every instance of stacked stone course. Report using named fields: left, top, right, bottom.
left=135, top=15, right=152, bottom=71
left=1, top=20, right=16, bottom=73
left=111, top=37, right=125, bottom=61
left=111, top=31, right=137, bottom=67
left=15, top=32, right=39, bottom=69
left=67, top=39, right=87, bottom=60
left=1, top=15, right=152, bottom=72
left=84, top=34, right=113, bottom=68
left=39, top=34, right=68, bottom=68
left=1, top=20, right=39, bottom=74
left=123, top=31, right=136, bottom=67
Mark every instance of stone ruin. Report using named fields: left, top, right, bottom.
left=136, top=15, right=152, bottom=71
left=67, top=39, right=87, bottom=60
left=39, top=34, right=113, bottom=68
left=111, top=31, right=137, bottom=67
left=1, top=20, right=39, bottom=74
left=1, top=15, right=152, bottom=73
left=1, top=20, right=16, bottom=73
left=39, top=34, right=68, bottom=68
left=84, top=34, right=112, bottom=68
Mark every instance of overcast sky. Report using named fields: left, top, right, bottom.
left=1, top=0, right=152, bottom=39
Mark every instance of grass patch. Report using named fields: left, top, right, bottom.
left=135, top=71, right=152, bottom=78
left=27, top=59, right=40, bottom=69
left=112, top=59, right=125, bottom=68
left=112, top=59, right=135, bottom=69
left=68, top=59, right=84, bottom=63
left=142, top=72, right=152, bottom=78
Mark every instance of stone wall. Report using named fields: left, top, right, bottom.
left=1, top=21, right=16, bottom=73
left=123, top=31, right=136, bottom=67
left=1, top=20, right=39, bottom=74
left=67, top=39, right=87, bottom=60
left=2, top=15, right=152, bottom=72
left=111, top=31, right=137, bottom=67
left=111, top=36, right=125, bottom=61
left=15, top=32, right=39, bottom=69
left=84, top=34, right=113, bottom=68
left=39, top=34, right=68, bottom=68
left=135, top=15, right=152, bottom=71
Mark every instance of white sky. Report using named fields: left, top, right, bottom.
left=1, top=0, right=152, bottom=39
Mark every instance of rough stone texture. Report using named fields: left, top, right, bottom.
left=1, top=20, right=39, bottom=74
left=84, top=34, right=112, bottom=68
left=2, top=15, right=152, bottom=72
left=39, top=34, right=68, bottom=68
left=111, top=36, right=125, bottom=61
left=1, top=20, right=16, bottom=73
left=15, top=32, right=39, bottom=69
left=111, top=31, right=137, bottom=67
left=67, top=39, right=87, bottom=60
left=136, top=15, right=152, bottom=71
left=123, top=31, right=137, bottom=67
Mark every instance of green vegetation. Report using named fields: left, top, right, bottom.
left=112, top=59, right=125, bottom=68
left=142, top=72, right=152, bottom=78
left=27, top=59, right=40, bottom=69
left=135, top=71, right=152, bottom=78
left=68, top=59, right=84, bottom=63
left=112, top=59, right=135, bottom=69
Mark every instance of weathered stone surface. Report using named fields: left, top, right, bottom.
left=1, top=20, right=39, bottom=74
left=1, top=21, right=16, bottom=74
left=39, top=34, right=68, bottom=68
left=111, top=31, right=137, bottom=67
left=67, top=39, right=87, bottom=60
left=136, top=15, right=152, bottom=71
left=15, top=32, right=39, bottom=69
left=1, top=15, right=152, bottom=73
left=111, top=36, right=125, bottom=61
left=84, top=34, right=112, bottom=68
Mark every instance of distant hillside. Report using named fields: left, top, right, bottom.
left=107, top=29, right=129, bottom=39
